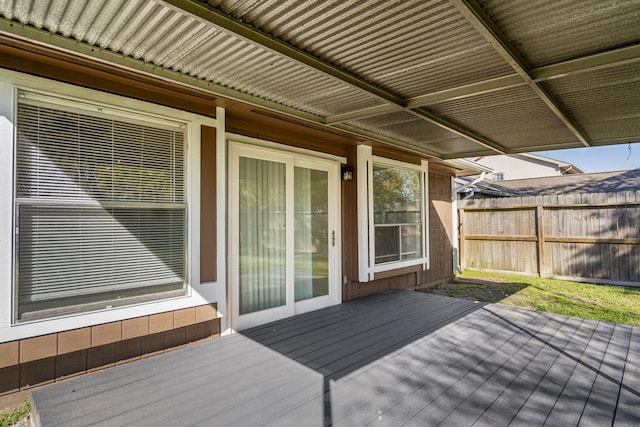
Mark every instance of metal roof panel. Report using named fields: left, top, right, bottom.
left=1, top=0, right=385, bottom=117
left=478, top=0, right=640, bottom=67
left=427, top=86, right=582, bottom=148
left=341, top=110, right=484, bottom=157
left=207, top=0, right=515, bottom=96
left=542, top=62, right=640, bottom=142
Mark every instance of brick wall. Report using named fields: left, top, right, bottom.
left=0, top=304, right=220, bottom=395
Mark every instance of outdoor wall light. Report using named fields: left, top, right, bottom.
left=342, top=166, right=353, bottom=182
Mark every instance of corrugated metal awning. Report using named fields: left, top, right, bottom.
left=1, top=0, right=638, bottom=159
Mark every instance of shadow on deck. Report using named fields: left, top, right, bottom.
left=31, top=290, right=640, bottom=426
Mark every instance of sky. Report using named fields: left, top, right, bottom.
left=534, top=142, right=640, bottom=173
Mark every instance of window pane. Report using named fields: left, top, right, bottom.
left=375, top=225, right=400, bottom=264
left=16, top=103, right=185, bottom=203
left=15, top=96, right=187, bottom=321
left=372, top=164, right=423, bottom=264
left=401, top=224, right=422, bottom=260
left=239, top=157, right=286, bottom=315
left=17, top=205, right=185, bottom=320
left=294, top=167, right=329, bottom=302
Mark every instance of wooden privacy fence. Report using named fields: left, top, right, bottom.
left=458, top=191, right=640, bottom=286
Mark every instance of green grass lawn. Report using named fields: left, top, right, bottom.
left=0, top=399, right=30, bottom=427
left=420, top=270, right=640, bottom=327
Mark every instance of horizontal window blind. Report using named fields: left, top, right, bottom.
left=16, top=103, right=185, bottom=203
left=15, top=95, right=187, bottom=321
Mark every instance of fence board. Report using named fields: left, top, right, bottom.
left=590, top=202, right=599, bottom=279
left=459, top=190, right=640, bottom=287
left=618, top=192, right=630, bottom=281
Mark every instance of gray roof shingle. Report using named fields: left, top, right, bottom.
left=460, top=168, right=640, bottom=198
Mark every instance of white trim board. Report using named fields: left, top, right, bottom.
left=226, top=132, right=347, bottom=165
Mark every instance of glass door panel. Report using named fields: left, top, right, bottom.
left=238, top=157, right=286, bottom=315
left=294, top=167, right=329, bottom=302
left=230, top=141, right=341, bottom=330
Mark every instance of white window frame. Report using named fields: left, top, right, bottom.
left=0, top=68, right=225, bottom=341
left=357, top=145, right=429, bottom=282
left=13, top=90, right=193, bottom=322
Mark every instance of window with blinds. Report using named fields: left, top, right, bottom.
left=14, top=92, right=187, bottom=321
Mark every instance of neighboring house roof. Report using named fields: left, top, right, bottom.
left=458, top=168, right=640, bottom=198
left=473, top=153, right=583, bottom=175
left=519, top=153, right=583, bottom=174
left=1, top=1, right=639, bottom=160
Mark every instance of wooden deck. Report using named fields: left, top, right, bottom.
left=31, top=291, right=640, bottom=426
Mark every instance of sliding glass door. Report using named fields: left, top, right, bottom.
left=229, top=142, right=341, bottom=329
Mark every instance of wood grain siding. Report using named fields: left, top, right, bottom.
left=341, top=145, right=359, bottom=301
left=226, top=104, right=354, bottom=158
left=201, top=126, right=217, bottom=282
left=419, top=170, right=454, bottom=285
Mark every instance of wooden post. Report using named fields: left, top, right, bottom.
left=536, top=205, right=546, bottom=278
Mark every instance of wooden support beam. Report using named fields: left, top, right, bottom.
left=464, top=235, right=538, bottom=242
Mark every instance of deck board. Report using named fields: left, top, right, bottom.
left=330, top=306, right=505, bottom=423
left=497, top=315, right=585, bottom=426
left=579, top=323, right=632, bottom=426
left=31, top=290, right=640, bottom=426
left=614, top=326, right=640, bottom=426
left=365, top=308, right=554, bottom=426
left=430, top=310, right=566, bottom=426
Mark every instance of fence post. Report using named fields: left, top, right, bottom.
left=458, top=208, right=465, bottom=270
left=536, top=205, right=546, bottom=278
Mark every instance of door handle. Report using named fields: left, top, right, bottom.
left=332, top=230, right=335, bottom=247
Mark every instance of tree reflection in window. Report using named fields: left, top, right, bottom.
left=372, top=164, right=423, bottom=264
